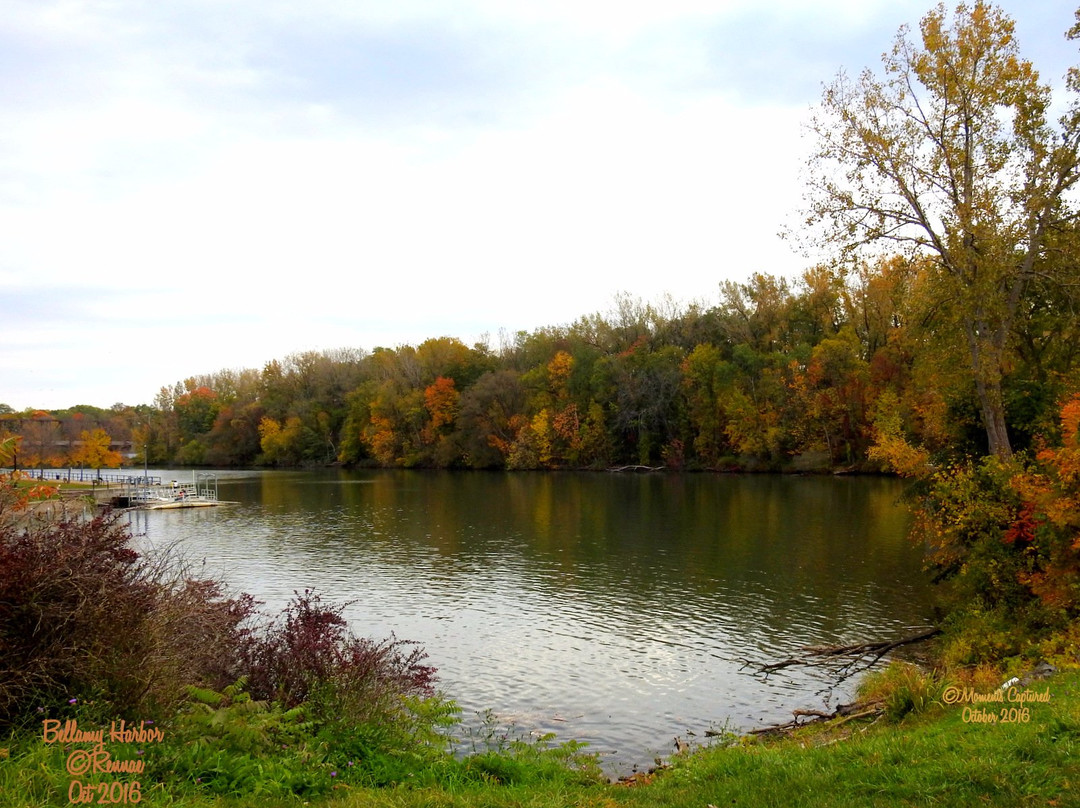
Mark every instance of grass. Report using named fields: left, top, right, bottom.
left=5, top=667, right=1080, bottom=808
left=630, top=670, right=1080, bottom=808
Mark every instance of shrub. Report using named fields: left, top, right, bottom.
left=147, top=678, right=328, bottom=797
left=236, top=589, right=451, bottom=783
left=240, top=589, right=436, bottom=713
left=0, top=495, right=252, bottom=730
left=858, top=662, right=945, bottom=722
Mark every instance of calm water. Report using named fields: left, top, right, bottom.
left=128, top=469, right=934, bottom=774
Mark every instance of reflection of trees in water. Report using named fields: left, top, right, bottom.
left=238, top=471, right=931, bottom=642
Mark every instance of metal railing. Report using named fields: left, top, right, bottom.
left=121, top=473, right=220, bottom=505
left=1, top=468, right=162, bottom=486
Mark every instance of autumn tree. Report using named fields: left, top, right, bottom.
left=789, top=265, right=846, bottom=348
left=842, top=255, right=920, bottom=362
left=415, top=337, right=486, bottom=385
left=1009, top=394, right=1080, bottom=615
left=203, top=402, right=265, bottom=466
left=718, top=274, right=793, bottom=354
left=20, top=415, right=62, bottom=471
left=455, top=370, right=526, bottom=468
left=789, top=327, right=871, bottom=463
left=423, top=377, right=459, bottom=435
left=174, top=385, right=220, bottom=439
left=510, top=352, right=585, bottom=468
left=70, top=429, right=122, bottom=473
left=258, top=416, right=306, bottom=466
left=805, top=2, right=1080, bottom=458
left=421, top=376, right=461, bottom=466
left=0, top=436, right=58, bottom=505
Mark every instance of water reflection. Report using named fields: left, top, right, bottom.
left=128, top=470, right=932, bottom=774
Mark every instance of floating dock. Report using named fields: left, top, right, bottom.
left=108, top=472, right=233, bottom=510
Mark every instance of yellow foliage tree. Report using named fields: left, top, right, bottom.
left=69, top=429, right=121, bottom=471
left=806, top=2, right=1080, bottom=458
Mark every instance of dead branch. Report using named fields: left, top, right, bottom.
left=801, top=627, right=941, bottom=659
left=792, top=709, right=833, bottom=720
left=749, top=700, right=885, bottom=737
left=753, top=627, right=940, bottom=679
left=758, top=657, right=811, bottom=673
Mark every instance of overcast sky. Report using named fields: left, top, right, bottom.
left=1, top=0, right=1075, bottom=410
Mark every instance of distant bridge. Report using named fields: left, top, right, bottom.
left=48, top=439, right=137, bottom=454
left=2, top=418, right=136, bottom=455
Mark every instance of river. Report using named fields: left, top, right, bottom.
left=127, top=469, right=934, bottom=775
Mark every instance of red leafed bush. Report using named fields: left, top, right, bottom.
left=240, top=589, right=436, bottom=723
left=0, top=502, right=253, bottom=729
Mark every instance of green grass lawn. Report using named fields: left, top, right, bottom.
left=5, top=669, right=1079, bottom=808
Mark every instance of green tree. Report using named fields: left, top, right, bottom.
left=601, top=344, right=685, bottom=465
left=681, top=343, right=734, bottom=466
left=805, top=1, right=1080, bottom=458
left=174, top=385, right=220, bottom=441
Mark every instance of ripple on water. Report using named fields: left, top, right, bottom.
left=127, top=471, right=933, bottom=775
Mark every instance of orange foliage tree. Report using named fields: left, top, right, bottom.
left=0, top=437, right=58, bottom=509
left=1008, top=395, right=1080, bottom=614
left=422, top=377, right=459, bottom=440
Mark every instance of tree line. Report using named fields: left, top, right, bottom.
left=5, top=255, right=1076, bottom=474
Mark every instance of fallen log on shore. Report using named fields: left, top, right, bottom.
left=749, top=701, right=885, bottom=737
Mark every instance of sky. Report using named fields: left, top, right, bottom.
left=1, top=0, right=1076, bottom=411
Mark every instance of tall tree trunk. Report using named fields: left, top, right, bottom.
left=975, top=375, right=1012, bottom=459
left=966, top=323, right=1013, bottom=459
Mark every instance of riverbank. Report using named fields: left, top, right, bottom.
left=4, top=666, right=1078, bottom=807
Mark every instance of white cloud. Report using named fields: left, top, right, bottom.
left=0, top=0, right=1073, bottom=409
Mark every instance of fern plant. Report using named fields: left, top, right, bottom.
left=149, top=679, right=325, bottom=796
